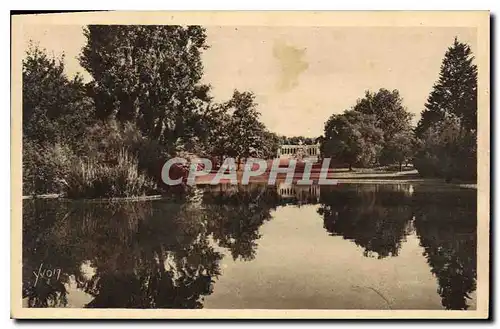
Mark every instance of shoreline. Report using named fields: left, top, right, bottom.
left=22, top=194, right=167, bottom=202
left=22, top=174, right=477, bottom=201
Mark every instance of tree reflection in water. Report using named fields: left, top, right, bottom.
left=318, top=184, right=414, bottom=259
left=23, top=200, right=75, bottom=307
left=22, top=185, right=280, bottom=308
left=412, top=187, right=477, bottom=310
left=23, top=194, right=223, bottom=308
left=317, top=183, right=477, bottom=310
left=202, top=184, right=280, bottom=261
left=22, top=183, right=477, bottom=310
left=79, top=201, right=223, bottom=308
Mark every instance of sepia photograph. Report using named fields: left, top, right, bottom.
left=10, top=11, right=490, bottom=319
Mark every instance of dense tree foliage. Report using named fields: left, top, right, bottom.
left=321, top=110, right=384, bottom=170
left=23, top=27, right=279, bottom=197
left=23, top=44, right=94, bottom=146
left=320, top=88, right=414, bottom=170
left=280, top=136, right=318, bottom=145
left=381, top=129, right=414, bottom=170
left=22, top=45, right=95, bottom=194
left=225, top=90, right=279, bottom=164
left=414, top=38, right=477, bottom=181
left=354, top=89, right=413, bottom=145
left=22, top=44, right=165, bottom=197
left=353, top=88, right=414, bottom=167
left=23, top=30, right=478, bottom=197
left=416, top=39, right=477, bottom=135
left=79, top=25, right=212, bottom=147
left=205, top=90, right=279, bottom=167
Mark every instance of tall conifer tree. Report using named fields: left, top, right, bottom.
left=414, top=38, right=477, bottom=180
left=416, top=38, right=477, bottom=137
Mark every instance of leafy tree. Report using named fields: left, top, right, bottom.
left=23, top=44, right=94, bottom=146
left=79, top=25, right=212, bottom=150
left=322, top=110, right=383, bottom=170
left=203, top=104, right=233, bottom=165
left=414, top=38, right=477, bottom=180
left=353, top=88, right=414, bottom=167
left=380, top=130, right=415, bottom=170
left=354, top=89, right=413, bottom=140
left=22, top=44, right=168, bottom=197
left=22, top=44, right=94, bottom=194
left=259, top=130, right=281, bottom=159
left=23, top=27, right=282, bottom=197
left=204, top=95, right=279, bottom=165
left=225, top=90, right=268, bottom=167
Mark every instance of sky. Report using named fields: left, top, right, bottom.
left=21, top=25, right=477, bottom=137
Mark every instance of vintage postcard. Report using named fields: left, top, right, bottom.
left=11, top=11, right=490, bottom=319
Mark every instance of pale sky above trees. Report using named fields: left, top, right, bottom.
left=21, top=25, right=476, bottom=137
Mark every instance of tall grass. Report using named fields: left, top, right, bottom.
left=65, top=150, right=156, bottom=199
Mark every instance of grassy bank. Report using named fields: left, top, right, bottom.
left=318, top=168, right=476, bottom=188
left=194, top=167, right=477, bottom=188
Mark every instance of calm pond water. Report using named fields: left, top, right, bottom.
left=22, top=183, right=477, bottom=310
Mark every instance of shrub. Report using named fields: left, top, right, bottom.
left=414, top=116, right=477, bottom=181
left=65, top=150, right=156, bottom=199
left=81, top=119, right=168, bottom=182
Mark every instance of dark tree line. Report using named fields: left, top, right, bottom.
left=22, top=26, right=279, bottom=197
left=320, top=38, right=477, bottom=181
left=279, top=136, right=319, bottom=145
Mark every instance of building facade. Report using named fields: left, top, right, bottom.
left=277, top=142, right=320, bottom=162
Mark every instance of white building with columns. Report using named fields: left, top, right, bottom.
left=277, top=141, right=320, bottom=162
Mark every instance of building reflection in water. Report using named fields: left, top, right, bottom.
left=278, top=183, right=321, bottom=206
